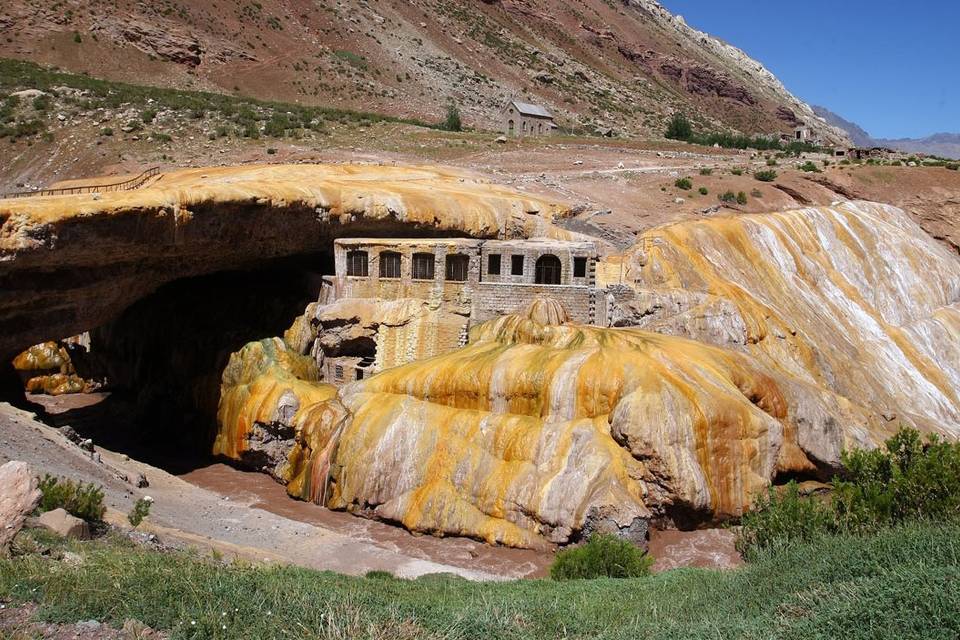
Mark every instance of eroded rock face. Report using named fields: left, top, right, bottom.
left=213, top=337, right=337, bottom=482
left=216, top=301, right=863, bottom=548
left=612, top=201, right=960, bottom=435
left=215, top=201, right=960, bottom=549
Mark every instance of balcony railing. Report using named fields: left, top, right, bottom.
left=2, top=166, right=161, bottom=199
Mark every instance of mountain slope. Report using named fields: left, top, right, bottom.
left=814, top=105, right=960, bottom=159
left=0, top=0, right=847, bottom=142
left=812, top=105, right=874, bottom=147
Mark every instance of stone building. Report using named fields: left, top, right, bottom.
left=318, top=237, right=601, bottom=383
left=501, top=101, right=556, bottom=137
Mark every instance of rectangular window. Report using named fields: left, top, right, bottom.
left=487, top=254, right=501, bottom=275
left=379, top=251, right=401, bottom=279
left=412, top=253, right=435, bottom=280
left=511, top=254, right=524, bottom=276
left=346, top=250, right=368, bottom=277
left=574, top=257, right=587, bottom=278
left=445, top=254, right=470, bottom=282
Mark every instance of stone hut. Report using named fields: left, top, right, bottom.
left=501, top=101, right=556, bottom=137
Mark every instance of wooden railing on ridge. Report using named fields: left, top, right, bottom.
left=1, top=166, right=161, bottom=199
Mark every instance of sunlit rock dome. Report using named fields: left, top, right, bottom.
left=522, top=295, right=571, bottom=326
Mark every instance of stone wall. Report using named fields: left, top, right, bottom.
left=472, top=283, right=597, bottom=325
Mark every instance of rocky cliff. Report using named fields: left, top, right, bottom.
left=214, top=200, right=960, bottom=548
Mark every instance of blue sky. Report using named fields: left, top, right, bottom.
left=658, top=1, right=958, bottom=139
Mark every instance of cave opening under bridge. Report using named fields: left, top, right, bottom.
left=7, top=252, right=333, bottom=473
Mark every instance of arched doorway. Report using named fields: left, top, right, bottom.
left=508, top=119, right=515, bottom=134
left=535, top=254, right=562, bottom=284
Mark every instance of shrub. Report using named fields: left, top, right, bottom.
left=731, top=168, right=743, bottom=176
left=37, top=475, right=105, bottom=522
left=891, top=160, right=903, bottom=166
left=750, top=189, right=762, bottom=198
left=718, top=190, right=737, bottom=203
left=664, top=112, right=692, bottom=141
left=73, top=32, right=82, bottom=44
left=32, top=94, right=51, bottom=111
left=127, top=497, right=153, bottom=527
left=263, top=113, right=291, bottom=137
left=766, top=158, right=778, bottom=166
left=550, top=533, right=653, bottom=580
left=834, top=428, right=960, bottom=527
left=141, top=108, right=157, bottom=124
left=698, top=186, right=708, bottom=195
left=737, top=482, right=835, bottom=557
left=99, top=127, right=113, bottom=136
left=699, top=167, right=713, bottom=176
left=754, top=169, right=777, bottom=182
left=674, top=177, right=692, bottom=190
left=737, top=427, right=960, bottom=559
left=946, top=163, right=959, bottom=171
left=440, top=104, right=462, bottom=132
left=799, top=161, right=821, bottom=173
left=266, top=147, right=277, bottom=155
left=736, top=191, right=748, bottom=205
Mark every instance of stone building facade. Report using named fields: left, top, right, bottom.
left=320, top=237, right=602, bottom=383
left=501, top=101, right=557, bottom=137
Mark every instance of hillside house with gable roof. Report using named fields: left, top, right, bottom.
left=501, top=100, right=557, bottom=137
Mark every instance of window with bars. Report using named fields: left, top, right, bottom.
left=511, top=254, right=524, bottom=276
left=379, top=251, right=401, bottom=279
left=487, top=254, right=501, bottom=275
left=574, top=256, right=587, bottom=278
left=346, top=250, right=368, bottom=277
left=535, top=254, right=562, bottom=284
left=412, top=252, right=435, bottom=280
left=445, top=254, right=470, bottom=281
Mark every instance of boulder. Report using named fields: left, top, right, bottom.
left=37, top=508, right=91, bottom=540
left=0, top=461, right=41, bottom=552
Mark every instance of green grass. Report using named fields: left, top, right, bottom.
left=0, top=57, right=436, bottom=132
left=2, top=522, right=958, bottom=639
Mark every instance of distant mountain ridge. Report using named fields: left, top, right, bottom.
left=813, top=105, right=960, bottom=159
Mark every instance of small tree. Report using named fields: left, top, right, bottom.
left=128, top=496, right=153, bottom=527
left=441, top=104, right=462, bottom=132
left=754, top=169, right=777, bottom=182
left=665, top=112, right=692, bottom=141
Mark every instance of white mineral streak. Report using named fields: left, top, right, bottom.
left=625, top=200, right=960, bottom=436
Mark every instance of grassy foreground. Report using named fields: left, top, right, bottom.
left=1, top=523, right=958, bottom=640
